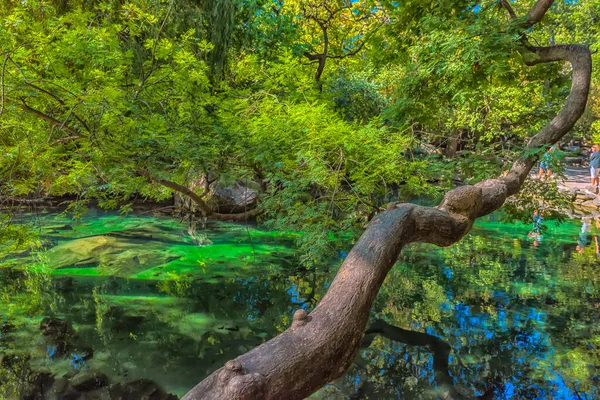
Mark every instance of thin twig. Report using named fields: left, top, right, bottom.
left=0, top=54, right=7, bottom=118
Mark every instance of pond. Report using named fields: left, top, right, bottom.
left=0, top=209, right=599, bottom=399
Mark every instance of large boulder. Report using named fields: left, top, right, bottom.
left=211, top=183, right=258, bottom=214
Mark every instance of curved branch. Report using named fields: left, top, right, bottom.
left=525, top=0, right=554, bottom=29
left=327, top=40, right=366, bottom=60
left=6, top=55, right=92, bottom=133
left=500, top=0, right=554, bottom=29
left=302, top=52, right=322, bottom=62
left=24, top=82, right=92, bottom=134
left=182, top=34, right=592, bottom=400
left=0, top=54, right=7, bottom=118
left=499, top=0, right=517, bottom=20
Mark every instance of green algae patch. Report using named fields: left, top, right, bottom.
left=52, top=267, right=106, bottom=277
left=132, top=242, right=293, bottom=280
left=176, top=313, right=219, bottom=339
left=4, top=212, right=298, bottom=281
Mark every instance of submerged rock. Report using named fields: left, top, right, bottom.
left=71, top=371, right=109, bottom=391
left=1, top=320, right=15, bottom=335
left=108, top=379, right=178, bottom=400
left=47, top=236, right=118, bottom=268
left=45, top=231, right=184, bottom=278
left=20, top=372, right=55, bottom=400
left=40, top=317, right=77, bottom=357
left=46, top=377, right=70, bottom=398
left=76, top=346, right=95, bottom=361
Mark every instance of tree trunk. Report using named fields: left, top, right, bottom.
left=182, top=5, right=592, bottom=399
left=445, top=130, right=462, bottom=159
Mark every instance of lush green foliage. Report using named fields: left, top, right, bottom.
left=0, top=0, right=599, bottom=263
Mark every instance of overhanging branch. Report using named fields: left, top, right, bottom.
left=182, top=16, right=592, bottom=400
left=20, top=103, right=85, bottom=140
left=24, top=81, right=92, bottom=134
left=525, top=0, right=554, bottom=29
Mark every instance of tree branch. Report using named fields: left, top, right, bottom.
left=137, top=169, right=261, bottom=221
left=326, top=40, right=367, bottom=59
left=0, top=54, right=7, bottom=118
left=182, top=23, right=592, bottom=400
left=303, top=52, right=322, bottom=62
left=23, top=82, right=92, bottom=134
left=499, top=0, right=517, bottom=20
left=5, top=55, right=92, bottom=134
left=500, top=0, right=554, bottom=29
left=20, top=103, right=85, bottom=140
left=525, top=0, right=554, bottom=29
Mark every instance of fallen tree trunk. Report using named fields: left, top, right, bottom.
left=183, top=2, right=592, bottom=399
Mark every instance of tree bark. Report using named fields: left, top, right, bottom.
left=525, top=0, right=554, bottom=29
left=182, top=8, right=591, bottom=400
left=445, top=130, right=462, bottom=159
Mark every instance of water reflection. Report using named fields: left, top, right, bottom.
left=0, top=212, right=599, bottom=399
left=576, top=217, right=600, bottom=255
left=527, top=210, right=544, bottom=247
left=327, top=216, right=600, bottom=399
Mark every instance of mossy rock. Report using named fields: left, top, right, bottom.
left=46, top=235, right=184, bottom=278
left=46, top=236, right=118, bottom=268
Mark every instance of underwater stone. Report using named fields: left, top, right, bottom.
left=108, top=379, right=178, bottom=400
left=70, top=371, right=109, bottom=392
left=40, top=317, right=77, bottom=357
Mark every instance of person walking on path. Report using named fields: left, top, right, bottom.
left=589, top=145, right=600, bottom=187
left=538, top=145, right=556, bottom=181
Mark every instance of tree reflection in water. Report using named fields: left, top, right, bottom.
left=321, top=217, right=600, bottom=399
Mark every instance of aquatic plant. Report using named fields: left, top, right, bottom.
left=92, top=288, right=113, bottom=343
left=157, top=272, right=192, bottom=297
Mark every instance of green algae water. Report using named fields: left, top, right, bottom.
left=1, top=210, right=599, bottom=399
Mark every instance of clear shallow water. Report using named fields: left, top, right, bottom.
left=1, top=210, right=599, bottom=399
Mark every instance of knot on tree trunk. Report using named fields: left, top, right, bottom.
left=438, top=185, right=483, bottom=220
left=292, top=309, right=311, bottom=328
left=217, top=360, right=266, bottom=399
